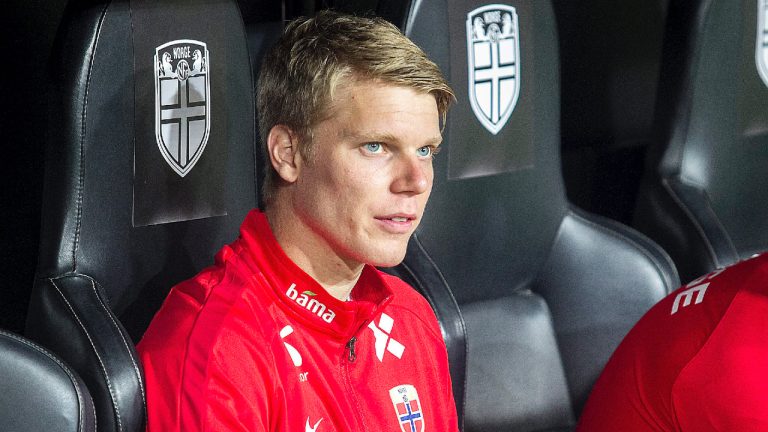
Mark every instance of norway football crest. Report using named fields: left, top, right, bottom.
left=154, top=40, right=210, bottom=177
left=389, top=385, right=424, bottom=432
left=757, top=0, right=768, bottom=87
left=466, top=4, right=520, bottom=135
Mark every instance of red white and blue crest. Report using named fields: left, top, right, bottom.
left=757, top=0, right=768, bottom=87
left=466, top=4, right=520, bottom=135
left=389, top=384, right=424, bottom=432
left=154, top=39, right=210, bottom=177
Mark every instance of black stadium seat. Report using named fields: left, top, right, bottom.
left=556, top=0, right=668, bottom=225
left=25, top=0, right=259, bottom=430
left=363, top=0, right=680, bottom=430
left=0, top=329, right=96, bottom=432
left=635, top=0, right=768, bottom=283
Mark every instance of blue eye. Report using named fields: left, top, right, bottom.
left=364, top=142, right=383, bottom=153
left=417, top=146, right=433, bottom=157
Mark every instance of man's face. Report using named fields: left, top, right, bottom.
left=289, top=80, right=442, bottom=268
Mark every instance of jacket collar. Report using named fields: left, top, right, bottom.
left=238, top=210, right=393, bottom=339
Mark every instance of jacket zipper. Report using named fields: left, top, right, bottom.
left=341, top=336, right=367, bottom=431
left=346, top=336, right=357, bottom=362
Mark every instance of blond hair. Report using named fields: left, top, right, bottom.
left=257, top=10, right=454, bottom=204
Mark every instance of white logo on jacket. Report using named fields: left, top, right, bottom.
left=286, top=283, right=336, bottom=323
left=389, top=385, right=424, bottom=432
left=305, top=417, right=323, bottom=432
left=671, top=284, right=709, bottom=315
left=279, top=325, right=303, bottom=366
left=670, top=267, right=726, bottom=315
left=368, top=313, right=405, bottom=361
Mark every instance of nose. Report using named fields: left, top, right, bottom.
left=390, top=154, right=431, bottom=195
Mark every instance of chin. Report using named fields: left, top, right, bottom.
left=363, top=247, right=408, bottom=268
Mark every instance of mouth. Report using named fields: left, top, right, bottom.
left=375, top=214, right=418, bottom=233
left=376, top=213, right=417, bottom=222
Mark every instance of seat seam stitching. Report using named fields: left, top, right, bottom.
left=86, top=275, right=147, bottom=413
left=50, top=277, right=122, bottom=432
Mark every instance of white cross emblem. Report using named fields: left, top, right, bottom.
left=154, top=39, right=211, bottom=177
left=368, top=313, right=405, bottom=362
left=466, top=4, right=520, bottom=135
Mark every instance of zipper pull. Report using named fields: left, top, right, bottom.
left=346, top=336, right=357, bottom=362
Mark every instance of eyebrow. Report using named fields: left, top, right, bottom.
left=342, top=130, right=443, bottom=146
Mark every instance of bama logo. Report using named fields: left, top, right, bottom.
left=286, top=283, right=336, bottom=323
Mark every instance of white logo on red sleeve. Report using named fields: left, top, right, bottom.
left=671, top=284, right=709, bottom=314
left=389, top=385, right=424, bottom=432
left=670, top=267, right=726, bottom=315
left=368, top=313, right=405, bottom=361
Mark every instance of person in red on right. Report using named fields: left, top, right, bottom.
left=578, top=252, right=768, bottom=431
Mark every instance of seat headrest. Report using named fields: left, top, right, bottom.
left=405, top=0, right=567, bottom=303
left=37, top=0, right=258, bottom=335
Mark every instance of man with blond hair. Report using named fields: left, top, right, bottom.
left=138, top=10, right=459, bottom=431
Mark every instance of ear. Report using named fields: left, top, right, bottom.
left=267, top=125, right=302, bottom=183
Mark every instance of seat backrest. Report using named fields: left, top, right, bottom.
left=556, top=0, right=668, bottom=224
left=25, top=0, right=258, bottom=430
left=635, top=0, right=768, bottom=282
left=0, top=329, right=96, bottom=432
left=385, top=0, right=679, bottom=430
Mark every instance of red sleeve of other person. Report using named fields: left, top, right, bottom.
left=578, top=253, right=768, bottom=431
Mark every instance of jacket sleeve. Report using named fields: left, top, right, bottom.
left=183, top=323, right=275, bottom=432
left=673, top=286, right=768, bottom=431
left=195, top=350, right=271, bottom=431
left=140, top=305, right=275, bottom=431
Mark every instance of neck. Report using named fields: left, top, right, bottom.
left=265, top=203, right=363, bottom=301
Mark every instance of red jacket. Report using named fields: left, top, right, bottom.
left=138, top=210, right=459, bottom=431
left=578, top=253, right=768, bottom=431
